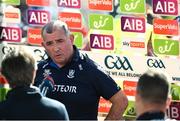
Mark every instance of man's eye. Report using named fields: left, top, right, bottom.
left=46, top=41, right=53, bottom=46
left=56, top=39, right=63, bottom=43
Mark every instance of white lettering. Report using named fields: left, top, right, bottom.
left=155, top=1, right=164, bottom=12
left=123, top=19, right=132, bottom=30
left=171, top=107, right=179, bottom=118
left=29, top=12, right=37, bottom=23
left=0, top=28, right=19, bottom=41
left=1, top=29, right=8, bottom=39
left=29, top=11, right=49, bottom=24
left=154, top=23, right=177, bottom=30
left=29, top=33, right=41, bottom=40
left=104, top=37, right=112, bottom=48
left=60, top=17, right=80, bottom=23
left=59, top=0, right=79, bottom=6
left=136, top=20, right=143, bottom=31
left=168, top=2, right=175, bottom=13
left=89, top=0, right=112, bottom=6
left=53, top=85, right=77, bottom=93
left=155, top=1, right=176, bottom=13
left=92, top=36, right=101, bottom=47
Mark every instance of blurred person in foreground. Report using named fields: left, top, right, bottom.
left=135, top=70, right=171, bottom=120
left=0, top=49, right=69, bottom=120
left=34, top=20, right=128, bottom=120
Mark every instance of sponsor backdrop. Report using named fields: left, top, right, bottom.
left=0, top=0, right=180, bottom=120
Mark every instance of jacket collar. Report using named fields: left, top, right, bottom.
left=136, top=111, right=165, bottom=120
left=6, top=86, right=41, bottom=100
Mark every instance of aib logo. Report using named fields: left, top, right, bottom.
left=147, top=59, right=165, bottom=68
left=153, top=0, right=178, bottom=15
left=121, top=16, right=145, bottom=33
left=28, top=9, right=50, bottom=25
left=104, top=55, right=133, bottom=71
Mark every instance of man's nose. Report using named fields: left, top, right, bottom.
left=54, top=45, right=60, bottom=52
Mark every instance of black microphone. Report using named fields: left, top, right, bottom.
left=39, top=76, right=54, bottom=96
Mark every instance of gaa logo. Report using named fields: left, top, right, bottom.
left=104, top=55, right=133, bottom=71
left=147, top=59, right=165, bottom=68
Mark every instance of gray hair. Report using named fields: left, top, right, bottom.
left=41, top=20, right=70, bottom=39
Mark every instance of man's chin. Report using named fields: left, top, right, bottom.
left=54, top=58, right=64, bottom=64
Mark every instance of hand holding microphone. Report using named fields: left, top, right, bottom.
left=39, top=76, right=54, bottom=96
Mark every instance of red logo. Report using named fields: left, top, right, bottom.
left=153, top=19, right=179, bottom=35
left=58, top=12, right=82, bottom=29
left=28, top=28, right=42, bottom=45
left=26, top=0, right=50, bottom=6
left=130, top=41, right=145, bottom=48
left=98, top=97, right=111, bottom=113
left=123, top=80, right=137, bottom=96
left=88, top=0, right=113, bottom=11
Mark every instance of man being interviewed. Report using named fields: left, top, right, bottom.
left=34, top=20, right=128, bottom=120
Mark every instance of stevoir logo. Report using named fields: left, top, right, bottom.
left=147, top=58, right=165, bottom=68
left=104, top=55, right=133, bottom=71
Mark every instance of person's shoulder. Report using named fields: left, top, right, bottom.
left=79, top=52, right=98, bottom=68
left=42, top=96, right=65, bottom=109
left=80, top=52, right=108, bottom=74
left=37, top=58, right=50, bottom=69
left=0, top=100, right=9, bottom=112
left=165, top=118, right=177, bottom=121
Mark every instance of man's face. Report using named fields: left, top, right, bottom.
left=42, top=28, right=74, bottom=67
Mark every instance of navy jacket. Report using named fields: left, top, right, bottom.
left=34, top=46, right=120, bottom=120
left=0, top=86, right=69, bottom=120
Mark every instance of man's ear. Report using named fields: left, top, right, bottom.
left=166, top=96, right=171, bottom=109
left=70, top=34, right=74, bottom=44
left=135, top=93, right=139, bottom=102
left=32, top=70, right=36, bottom=85
left=41, top=42, right=45, bottom=47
